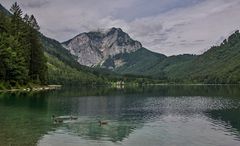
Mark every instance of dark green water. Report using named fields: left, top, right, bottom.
left=0, top=85, right=240, bottom=146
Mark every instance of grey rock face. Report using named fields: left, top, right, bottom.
left=62, top=28, right=142, bottom=67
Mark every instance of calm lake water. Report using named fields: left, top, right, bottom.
left=0, top=85, right=240, bottom=146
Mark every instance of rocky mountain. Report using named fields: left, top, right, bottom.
left=62, top=28, right=143, bottom=68
left=62, top=27, right=240, bottom=84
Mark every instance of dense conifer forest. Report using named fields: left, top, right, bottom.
left=0, top=2, right=47, bottom=88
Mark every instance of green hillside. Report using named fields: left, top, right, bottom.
left=0, top=3, right=107, bottom=87
left=103, top=48, right=166, bottom=75
left=0, top=3, right=47, bottom=88
left=46, top=53, right=104, bottom=85
left=116, top=31, right=240, bottom=84
left=183, top=30, right=240, bottom=84
left=160, top=31, right=240, bottom=84
left=107, top=48, right=195, bottom=80
left=40, top=34, right=122, bottom=84
left=145, top=54, right=196, bottom=79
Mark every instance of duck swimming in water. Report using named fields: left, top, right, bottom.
left=70, top=116, right=78, bottom=120
left=98, top=120, right=108, bottom=125
left=52, top=115, right=63, bottom=124
left=52, top=115, right=78, bottom=124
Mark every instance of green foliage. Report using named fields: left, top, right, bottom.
left=115, top=31, right=240, bottom=84
left=46, top=53, right=105, bottom=85
left=0, top=2, right=47, bottom=87
left=0, top=3, right=123, bottom=87
left=0, top=82, right=6, bottom=90
left=185, top=30, right=240, bottom=84
left=0, top=34, right=28, bottom=85
left=110, top=48, right=166, bottom=74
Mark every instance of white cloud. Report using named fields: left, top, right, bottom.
left=1, top=0, right=240, bottom=56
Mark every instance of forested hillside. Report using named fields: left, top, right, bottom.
left=40, top=35, right=109, bottom=85
left=0, top=3, right=154, bottom=88
left=182, top=31, right=240, bottom=84
left=65, top=27, right=240, bottom=84
left=112, top=48, right=166, bottom=74
left=0, top=3, right=108, bottom=88
left=0, top=2, right=47, bottom=88
left=118, top=31, right=240, bottom=84
left=149, top=31, right=240, bottom=84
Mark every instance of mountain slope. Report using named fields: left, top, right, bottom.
left=144, top=54, right=197, bottom=78
left=40, top=34, right=106, bottom=84
left=63, top=27, right=240, bottom=84
left=62, top=28, right=144, bottom=68
left=112, top=48, right=166, bottom=75
left=40, top=33, right=121, bottom=83
left=61, top=28, right=198, bottom=78
left=186, top=31, right=240, bottom=83
left=111, top=31, right=240, bottom=84
left=150, top=31, right=240, bottom=83
left=0, top=3, right=109, bottom=85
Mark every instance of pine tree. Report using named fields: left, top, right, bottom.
left=0, top=34, right=27, bottom=85
left=9, top=2, right=22, bottom=36
left=28, top=15, right=47, bottom=84
left=0, top=2, right=47, bottom=87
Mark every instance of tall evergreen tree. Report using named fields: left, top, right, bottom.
left=28, top=15, right=47, bottom=84
left=9, top=2, right=22, bottom=36
left=0, top=34, right=27, bottom=85
left=0, top=2, right=47, bottom=87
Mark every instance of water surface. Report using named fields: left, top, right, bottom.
left=0, top=85, right=240, bottom=146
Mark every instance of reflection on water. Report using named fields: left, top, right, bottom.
left=0, top=85, right=240, bottom=146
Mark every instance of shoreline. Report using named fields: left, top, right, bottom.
left=0, top=85, right=62, bottom=93
left=1, top=83, right=239, bottom=93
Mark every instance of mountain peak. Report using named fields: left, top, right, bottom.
left=108, top=27, right=123, bottom=32
left=62, top=28, right=142, bottom=67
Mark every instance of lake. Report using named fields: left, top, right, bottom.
left=0, top=85, right=240, bottom=146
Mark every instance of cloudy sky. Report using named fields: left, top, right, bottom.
left=1, top=0, right=240, bottom=55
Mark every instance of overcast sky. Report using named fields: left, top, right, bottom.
left=1, top=0, right=240, bottom=55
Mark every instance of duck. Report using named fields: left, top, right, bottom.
left=54, top=118, right=63, bottom=123
left=52, top=115, right=63, bottom=124
left=52, top=115, right=78, bottom=123
left=70, top=115, right=78, bottom=120
left=98, top=120, right=108, bottom=125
